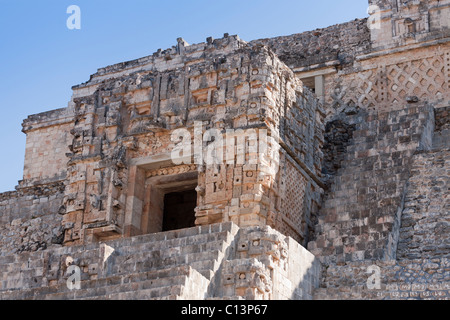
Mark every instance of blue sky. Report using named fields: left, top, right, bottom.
left=0, top=0, right=368, bottom=192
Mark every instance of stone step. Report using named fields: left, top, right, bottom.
left=121, top=222, right=238, bottom=245
left=331, top=173, right=395, bottom=187
left=312, top=286, right=373, bottom=300
left=0, top=246, right=223, bottom=293
left=1, top=266, right=198, bottom=300
left=108, top=247, right=223, bottom=273
left=47, top=276, right=188, bottom=300
left=190, top=258, right=221, bottom=279
left=39, top=282, right=184, bottom=300
left=115, top=231, right=234, bottom=256
left=0, top=223, right=240, bottom=292
left=74, top=275, right=190, bottom=300
left=322, top=189, right=402, bottom=207
left=0, top=222, right=238, bottom=267
left=104, top=285, right=183, bottom=300
left=313, top=106, right=435, bottom=263
left=81, top=266, right=210, bottom=300
left=110, top=238, right=230, bottom=268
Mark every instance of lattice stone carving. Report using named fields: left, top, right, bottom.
left=386, top=55, right=446, bottom=104
left=354, top=69, right=379, bottom=109
left=329, top=51, right=448, bottom=111
left=330, top=68, right=378, bottom=110
left=279, top=159, right=307, bottom=241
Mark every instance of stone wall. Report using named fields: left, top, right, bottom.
left=323, top=43, right=450, bottom=116
left=0, top=182, right=65, bottom=256
left=435, top=106, right=450, bottom=132
left=433, top=106, right=450, bottom=149
left=47, top=35, right=325, bottom=247
left=314, top=258, right=449, bottom=300
left=397, top=149, right=450, bottom=260
left=0, top=0, right=449, bottom=301
left=308, top=105, right=435, bottom=264
left=321, top=116, right=357, bottom=178
left=251, top=2, right=450, bottom=119
left=0, top=222, right=321, bottom=300
left=22, top=108, right=73, bottom=184
left=368, top=0, right=450, bottom=51
left=220, top=225, right=321, bottom=300
left=251, top=19, right=371, bottom=70
left=311, top=103, right=449, bottom=299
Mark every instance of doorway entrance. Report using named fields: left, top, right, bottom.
left=162, top=189, right=197, bottom=231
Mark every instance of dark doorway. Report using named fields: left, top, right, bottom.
left=162, top=189, right=197, bottom=232
left=301, top=76, right=316, bottom=93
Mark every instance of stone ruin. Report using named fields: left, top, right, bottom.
left=0, top=0, right=449, bottom=300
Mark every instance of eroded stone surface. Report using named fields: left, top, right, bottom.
left=0, top=0, right=449, bottom=300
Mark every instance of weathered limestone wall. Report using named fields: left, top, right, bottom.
left=324, top=43, right=450, bottom=115
left=276, top=154, right=323, bottom=246
left=0, top=0, right=448, bottom=301
left=308, top=105, right=436, bottom=264
left=314, top=258, right=449, bottom=300
left=321, top=116, right=357, bottom=183
left=221, top=225, right=321, bottom=300
left=251, top=19, right=371, bottom=71
left=55, top=35, right=324, bottom=247
left=0, top=182, right=65, bottom=256
left=0, top=107, right=71, bottom=256
left=252, top=2, right=450, bottom=119
left=21, top=108, right=73, bottom=184
left=0, top=222, right=321, bottom=300
left=433, top=106, right=450, bottom=149
left=435, top=106, right=450, bottom=132
left=397, top=149, right=450, bottom=260
left=368, top=0, right=450, bottom=51
left=311, top=103, right=449, bottom=300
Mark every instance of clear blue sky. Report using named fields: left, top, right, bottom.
left=0, top=0, right=368, bottom=193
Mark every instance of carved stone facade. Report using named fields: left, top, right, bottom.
left=0, top=0, right=449, bottom=300
left=47, top=38, right=324, bottom=248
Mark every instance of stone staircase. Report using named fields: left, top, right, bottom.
left=396, top=106, right=450, bottom=261
left=0, top=222, right=323, bottom=300
left=308, top=106, right=435, bottom=264
left=0, top=222, right=240, bottom=300
left=310, top=105, right=449, bottom=300
left=312, top=257, right=449, bottom=300
left=7, top=266, right=209, bottom=300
